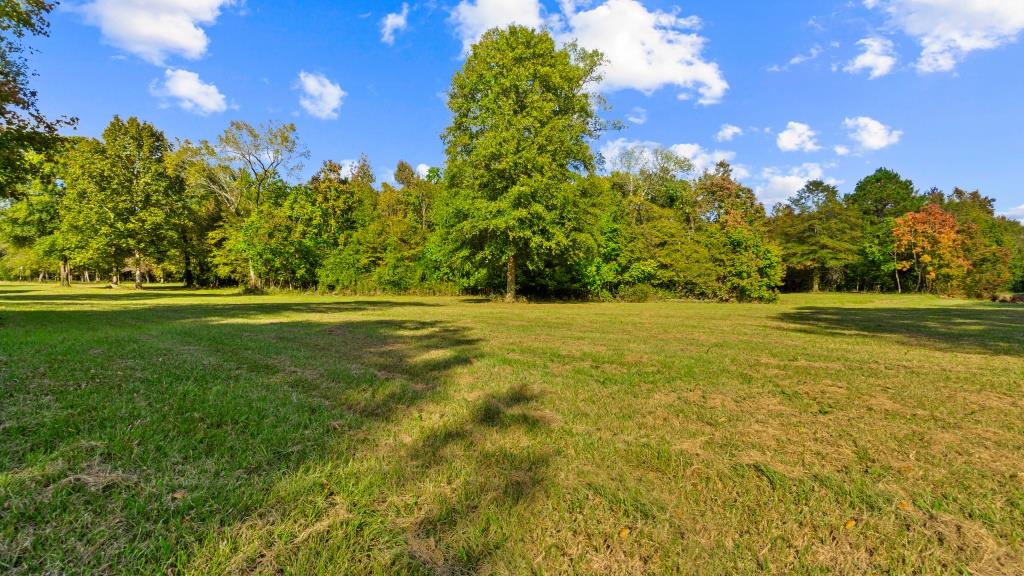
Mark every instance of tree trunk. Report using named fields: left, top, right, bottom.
left=893, top=251, right=902, bottom=294
left=111, top=268, right=119, bottom=287
left=811, top=268, right=821, bottom=293
left=59, top=257, right=71, bottom=287
left=84, top=270, right=91, bottom=283
left=183, top=251, right=194, bottom=288
left=134, top=252, right=143, bottom=289
left=248, top=261, right=258, bottom=290
left=505, top=253, right=517, bottom=303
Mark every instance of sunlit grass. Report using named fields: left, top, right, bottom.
left=1, top=283, right=1022, bottom=574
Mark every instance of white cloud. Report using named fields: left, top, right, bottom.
left=777, top=121, right=821, bottom=152
left=866, top=0, right=1024, bottom=72
left=451, top=0, right=729, bottom=104
left=627, top=107, right=647, bottom=125
left=769, top=44, right=826, bottom=72
left=381, top=3, right=410, bottom=45
left=843, top=116, right=902, bottom=151
left=758, top=163, right=836, bottom=204
left=415, top=163, right=432, bottom=178
left=599, top=138, right=741, bottom=177
left=1001, top=204, right=1024, bottom=221
left=297, top=72, right=346, bottom=120
left=669, top=143, right=737, bottom=175
left=151, top=68, right=228, bottom=115
left=600, top=137, right=658, bottom=168
left=451, top=0, right=544, bottom=53
left=834, top=145, right=851, bottom=156
left=844, top=37, right=897, bottom=78
left=338, top=159, right=359, bottom=177
left=561, top=0, right=728, bottom=104
left=789, top=45, right=823, bottom=66
left=78, top=0, right=235, bottom=65
left=716, top=124, right=743, bottom=142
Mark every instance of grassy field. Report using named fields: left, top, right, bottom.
left=1, top=283, right=1022, bottom=575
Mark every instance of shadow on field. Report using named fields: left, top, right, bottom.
left=0, top=287, right=244, bottom=303
left=402, top=384, right=550, bottom=573
left=779, top=304, right=1024, bottom=357
left=0, top=290, right=535, bottom=573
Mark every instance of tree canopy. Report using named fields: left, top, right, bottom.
left=436, top=26, right=606, bottom=301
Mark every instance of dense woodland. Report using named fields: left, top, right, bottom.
left=1, top=11, right=1022, bottom=302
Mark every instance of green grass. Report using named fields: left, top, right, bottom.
left=1, top=283, right=1022, bottom=575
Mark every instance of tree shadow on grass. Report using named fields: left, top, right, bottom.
left=211, top=383, right=555, bottom=575
left=0, top=287, right=447, bottom=306
left=778, top=304, right=1024, bottom=357
left=401, top=385, right=550, bottom=572
left=0, top=298, right=475, bottom=574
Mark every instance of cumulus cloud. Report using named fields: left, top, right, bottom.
left=562, top=0, right=728, bottom=104
left=844, top=37, right=897, bottom=78
left=77, top=0, right=235, bottom=65
left=758, top=163, right=835, bottom=204
left=599, top=138, right=744, bottom=178
left=297, top=72, right=346, bottom=120
left=716, top=124, right=743, bottom=142
left=381, top=3, right=410, bottom=45
left=843, top=116, right=902, bottom=151
left=416, top=163, right=432, bottom=178
left=865, top=0, right=1024, bottom=72
left=451, top=0, right=729, bottom=104
left=669, top=143, right=740, bottom=175
left=627, top=107, right=647, bottom=125
left=834, top=145, right=851, bottom=156
left=451, top=0, right=544, bottom=53
left=151, top=68, right=228, bottom=115
left=777, top=122, right=821, bottom=152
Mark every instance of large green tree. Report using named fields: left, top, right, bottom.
left=0, top=147, right=70, bottom=283
left=942, top=188, right=1017, bottom=297
left=61, top=116, right=178, bottom=288
left=435, top=26, right=605, bottom=301
left=847, top=168, right=923, bottom=222
left=165, top=141, right=223, bottom=287
left=201, top=121, right=308, bottom=288
left=771, top=180, right=862, bottom=291
left=846, top=168, right=923, bottom=290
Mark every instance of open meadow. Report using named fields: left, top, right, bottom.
left=1, top=283, right=1022, bottom=574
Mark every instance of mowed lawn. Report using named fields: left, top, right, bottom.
left=1, top=284, right=1022, bottom=575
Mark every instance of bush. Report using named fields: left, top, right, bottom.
left=616, top=284, right=669, bottom=303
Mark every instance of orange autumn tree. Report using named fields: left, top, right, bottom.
left=892, top=204, right=969, bottom=293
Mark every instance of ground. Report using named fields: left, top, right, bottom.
left=0, top=283, right=1022, bottom=575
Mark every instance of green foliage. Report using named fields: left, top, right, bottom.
left=616, top=283, right=671, bottom=302
left=847, top=168, right=923, bottom=222
left=60, top=117, right=178, bottom=286
left=434, top=26, right=605, bottom=300
left=771, top=180, right=863, bottom=291
left=0, top=0, right=75, bottom=198
left=767, top=168, right=1024, bottom=297
left=942, top=189, right=1015, bottom=297
left=599, top=161, right=783, bottom=302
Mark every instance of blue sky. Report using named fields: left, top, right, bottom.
left=30, top=0, right=1024, bottom=217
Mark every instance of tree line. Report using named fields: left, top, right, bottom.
left=771, top=170, right=1024, bottom=297
left=1, top=24, right=1022, bottom=301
